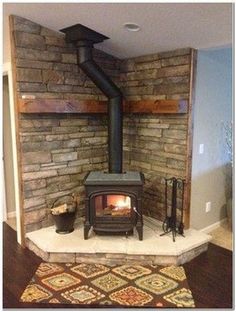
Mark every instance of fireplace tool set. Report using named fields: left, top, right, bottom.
left=160, top=177, right=185, bottom=242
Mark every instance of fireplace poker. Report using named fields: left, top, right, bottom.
left=160, top=177, right=185, bottom=242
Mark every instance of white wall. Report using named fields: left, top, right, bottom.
left=2, top=63, right=22, bottom=244
left=190, top=47, right=232, bottom=230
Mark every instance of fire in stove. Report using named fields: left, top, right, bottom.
left=95, top=195, right=131, bottom=217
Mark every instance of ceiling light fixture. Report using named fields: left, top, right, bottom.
left=123, top=23, right=140, bottom=32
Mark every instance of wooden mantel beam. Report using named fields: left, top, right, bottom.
left=127, top=100, right=187, bottom=114
left=18, top=98, right=188, bottom=114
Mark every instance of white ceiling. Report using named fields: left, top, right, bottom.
left=3, top=3, right=232, bottom=63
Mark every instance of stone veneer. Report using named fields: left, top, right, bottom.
left=25, top=238, right=209, bottom=266
left=20, top=114, right=109, bottom=232
left=25, top=217, right=211, bottom=265
left=120, top=50, right=191, bottom=219
left=10, top=15, right=192, bottom=233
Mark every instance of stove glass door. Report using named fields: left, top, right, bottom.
left=95, top=194, right=131, bottom=217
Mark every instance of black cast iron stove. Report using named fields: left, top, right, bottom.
left=61, top=24, right=144, bottom=240
left=84, top=171, right=144, bottom=240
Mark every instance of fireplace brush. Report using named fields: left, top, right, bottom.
left=160, top=177, right=185, bottom=242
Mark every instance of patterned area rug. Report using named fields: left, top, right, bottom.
left=20, top=262, right=195, bottom=308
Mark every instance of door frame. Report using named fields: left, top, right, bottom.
left=3, top=62, right=22, bottom=245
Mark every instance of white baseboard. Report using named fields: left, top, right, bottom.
left=7, top=211, right=16, bottom=219
left=200, top=218, right=228, bottom=234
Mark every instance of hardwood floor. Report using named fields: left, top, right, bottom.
left=3, top=222, right=233, bottom=309
left=184, top=243, right=232, bottom=308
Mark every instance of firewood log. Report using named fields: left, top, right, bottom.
left=51, top=204, right=68, bottom=215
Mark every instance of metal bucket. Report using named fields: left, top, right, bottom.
left=51, top=194, right=77, bottom=234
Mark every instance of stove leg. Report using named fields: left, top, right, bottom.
left=84, top=195, right=91, bottom=239
left=84, top=222, right=91, bottom=239
left=136, top=225, right=143, bottom=241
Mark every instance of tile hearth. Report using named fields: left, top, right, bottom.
left=26, top=216, right=211, bottom=266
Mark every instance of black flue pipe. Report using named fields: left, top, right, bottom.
left=61, top=25, right=123, bottom=173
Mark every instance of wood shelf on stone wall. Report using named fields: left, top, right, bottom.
left=127, top=100, right=187, bottom=114
left=18, top=98, right=188, bottom=114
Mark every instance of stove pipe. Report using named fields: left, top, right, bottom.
left=61, top=24, right=123, bottom=173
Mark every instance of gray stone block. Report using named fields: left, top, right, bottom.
left=136, top=60, right=161, bottom=71
left=138, top=128, right=162, bottom=137
left=16, top=59, right=53, bottom=69
left=42, top=70, right=64, bottom=84
left=60, top=119, right=88, bottom=127
left=24, top=208, right=47, bottom=225
left=16, top=47, right=61, bottom=62
left=46, top=190, right=72, bottom=200
left=46, top=134, right=69, bottom=142
left=14, top=31, right=46, bottom=50
left=13, top=15, right=41, bottom=34
left=59, top=181, right=80, bottom=191
left=63, top=139, right=81, bottom=148
left=40, top=26, right=64, bottom=37
left=123, top=85, right=154, bottom=96
left=49, top=253, right=76, bottom=263
left=164, top=143, right=186, bottom=155
left=47, top=175, right=71, bottom=185
left=23, top=170, right=58, bottom=181
left=163, top=129, right=187, bottom=140
left=24, top=197, right=45, bottom=209
left=22, top=164, right=41, bottom=173
left=151, top=164, right=185, bottom=177
left=47, top=84, right=73, bottom=92
left=22, top=141, right=63, bottom=153
left=154, top=83, right=189, bottom=95
left=68, top=159, right=90, bottom=167
left=23, top=151, right=51, bottom=164
left=156, top=65, right=190, bottom=79
left=62, top=53, right=77, bottom=64
left=167, top=158, right=186, bottom=170
left=24, top=179, right=46, bottom=191
left=20, top=119, right=59, bottom=128
left=53, top=63, right=74, bottom=72
left=17, top=82, right=47, bottom=92
left=45, top=36, right=65, bottom=47
left=81, top=137, right=107, bottom=146
left=20, top=134, right=48, bottom=143
left=53, top=152, right=77, bottom=163
left=17, top=68, right=42, bottom=82
left=58, top=166, right=82, bottom=176
left=25, top=222, right=42, bottom=233
left=32, top=184, right=59, bottom=196
left=161, top=55, right=190, bottom=67
left=120, top=69, right=157, bottom=81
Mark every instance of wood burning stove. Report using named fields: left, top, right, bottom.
left=61, top=24, right=144, bottom=240
left=84, top=171, right=144, bottom=240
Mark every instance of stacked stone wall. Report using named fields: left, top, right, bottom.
left=10, top=15, right=191, bottom=231
left=20, top=114, right=110, bottom=232
left=11, top=16, right=121, bottom=232
left=120, top=50, right=191, bottom=219
left=13, top=15, right=120, bottom=101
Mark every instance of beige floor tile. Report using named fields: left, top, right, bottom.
left=209, top=221, right=233, bottom=251
left=6, top=217, right=16, bottom=231
left=26, top=217, right=211, bottom=257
